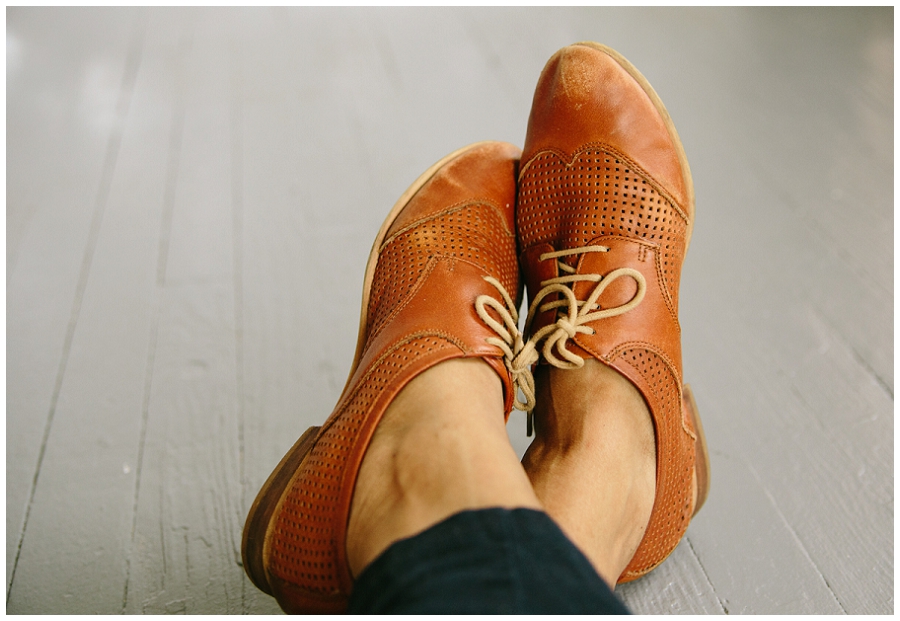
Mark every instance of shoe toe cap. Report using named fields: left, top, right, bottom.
left=523, top=43, right=688, bottom=212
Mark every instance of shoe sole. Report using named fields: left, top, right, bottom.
left=241, top=425, right=320, bottom=595
left=575, top=42, right=709, bottom=516
left=684, top=384, right=710, bottom=514
left=241, top=141, right=498, bottom=600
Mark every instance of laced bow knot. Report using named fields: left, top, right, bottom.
left=474, top=246, right=648, bottom=436
left=555, top=316, right=580, bottom=339
left=475, top=277, right=539, bottom=413
left=523, top=246, right=648, bottom=372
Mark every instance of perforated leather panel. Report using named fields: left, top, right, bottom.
left=268, top=334, right=460, bottom=595
left=615, top=347, right=694, bottom=578
left=518, top=147, right=687, bottom=310
left=367, top=202, right=519, bottom=343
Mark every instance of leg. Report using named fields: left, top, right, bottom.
left=346, top=358, right=541, bottom=575
left=522, top=361, right=657, bottom=586
left=523, top=361, right=699, bottom=585
left=346, top=364, right=628, bottom=614
left=243, top=141, right=620, bottom=613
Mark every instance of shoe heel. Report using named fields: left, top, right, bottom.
left=242, top=426, right=320, bottom=594
left=683, top=385, right=709, bottom=515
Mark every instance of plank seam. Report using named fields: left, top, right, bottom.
left=806, top=301, right=893, bottom=400
left=121, top=18, right=192, bottom=614
left=6, top=10, right=148, bottom=606
left=684, top=537, right=729, bottom=614
left=751, top=158, right=892, bottom=396
left=746, top=459, right=848, bottom=613
left=228, top=29, right=249, bottom=615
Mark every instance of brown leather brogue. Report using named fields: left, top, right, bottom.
left=242, top=141, right=528, bottom=613
left=517, top=43, right=710, bottom=583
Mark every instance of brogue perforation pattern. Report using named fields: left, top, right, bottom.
left=366, top=202, right=518, bottom=344
left=518, top=144, right=694, bottom=580
left=518, top=148, right=686, bottom=308
left=268, top=335, right=460, bottom=593
left=619, top=347, right=693, bottom=578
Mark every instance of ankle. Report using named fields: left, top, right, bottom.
left=347, top=358, right=541, bottom=576
left=522, top=360, right=657, bottom=584
left=528, top=360, right=655, bottom=458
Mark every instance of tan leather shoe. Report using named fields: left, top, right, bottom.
left=242, top=141, right=529, bottom=613
left=517, top=43, right=710, bottom=583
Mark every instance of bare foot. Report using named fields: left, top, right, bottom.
left=346, top=358, right=542, bottom=577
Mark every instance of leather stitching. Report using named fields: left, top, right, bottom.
left=327, top=331, right=470, bottom=435
left=519, top=141, right=690, bottom=223
left=578, top=234, right=680, bottom=333
left=366, top=256, right=439, bottom=346
left=605, top=341, right=695, bottom=442
left=382, top=199, right=516, bottom=248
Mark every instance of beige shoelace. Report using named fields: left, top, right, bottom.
left=475, top=276, right=540, bottom=413
left=476, top=245, right=647, bottom=435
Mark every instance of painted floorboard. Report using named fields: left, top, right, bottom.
left=6, top=8, right=141, bottom=592
left=617, top=538, right=727, bottom=615
left=7, top=8, right=166, bottom=612
left=122, top=11, right=247, bottom=614
left=230, top=9, right=381, bottom=612
left=681, top=95, right=892, bottom=611
left=6, top=7, right=892, bottom=615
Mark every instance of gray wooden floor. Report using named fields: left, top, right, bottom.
left=7, top=7, right=892, bottom=615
